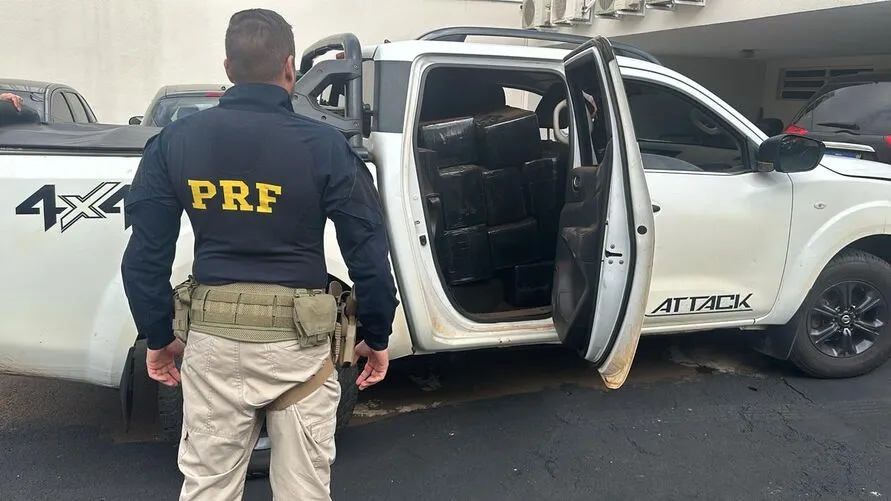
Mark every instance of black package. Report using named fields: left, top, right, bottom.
left=522, top=157, right=562, bottom=216
left=416, top=148, right=442, bottom=195
left=488, top=218, right=542, bottom=270
left=482, top=167, right=527, bottom=226
left=439, top=164, right=487, bottom=230
left=503, top=260, right=554, bottom=307
left=540, top=140, right=570, bottom=168
left=438, top=224, right=492, bottom=285
left=474, top=107, right=541, bottom=168
left=537, top=208, right=560, bottom=260
left=418, top=117, right=478, bottom=168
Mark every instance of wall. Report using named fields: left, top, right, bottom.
left=0, top=0, right=519, bottom=124
left=761, top=54, right=891, bottom=123
left=657, top=56, right=767, bottom=121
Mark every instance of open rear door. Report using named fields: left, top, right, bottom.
left=552, top=37, right=655, bottom=390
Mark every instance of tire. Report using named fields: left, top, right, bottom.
left=157, top=380, right=184, bottom=443
left=335, top=362, right=361, bottom=433
left=787, top=249, right=891, bottom=378
left=156, top=363, right=361, bottom=444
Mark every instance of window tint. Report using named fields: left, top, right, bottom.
left=63, top=92, right=88, bottom=122
left=624, top=80, right=747, bottom=174
left=50, top=92, right=74, bottom=123
left=795, top=82, right=891, bottom=135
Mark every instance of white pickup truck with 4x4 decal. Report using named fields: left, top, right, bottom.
left=2, top=28, right=890, bottom=470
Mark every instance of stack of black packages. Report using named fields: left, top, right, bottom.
left=501, top=140, right=569, bottom=307
left=473, top=106, right=543, bottom=275
left=416, top=106, right=568, bottom=310
left=417, top=116, right=491, bottom=286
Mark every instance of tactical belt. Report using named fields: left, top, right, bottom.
left=176, top=279, right=332, bottom=346
left=172, top=276, right=355, bottom=409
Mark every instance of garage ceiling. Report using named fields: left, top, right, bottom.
left=612, top=2, right=891, bottom=60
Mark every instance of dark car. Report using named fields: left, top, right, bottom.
left=131, top=83, right=311, bottom=128
left=0, top=78, right=98, bottom=124
left=129, top=84, right=231, bottom=127
left=784, top=71, right=891, bottom=164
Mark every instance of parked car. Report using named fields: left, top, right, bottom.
left=0, top=78, right=98, bottom=124
left=129, top=84, right=230, bottom=126
left=783, top=71, right=891, bottom=164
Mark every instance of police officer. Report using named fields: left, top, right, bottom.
left=121, top=8, right=398, bottom=501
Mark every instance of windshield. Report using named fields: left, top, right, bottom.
left=147, top=94, right=222, bottom=127
left=0, top=88, right=45, bottom=120
left=146, top=93, right=303, bottom=126
left=794, top=81, right=891, bottom=135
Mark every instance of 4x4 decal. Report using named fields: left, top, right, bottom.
left=15, top=182, right=131, bottom=232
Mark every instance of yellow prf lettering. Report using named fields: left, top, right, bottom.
left=256, top=183, right=282, bottom=214
left=219, top=180, right=254, bottom=212
left=188, top=180, right=217, bottom=210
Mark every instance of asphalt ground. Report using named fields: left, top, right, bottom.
left=1, top=330, right=889, bottom=501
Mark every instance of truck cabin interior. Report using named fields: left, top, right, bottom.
left=413, top=65, right=605, bottom=323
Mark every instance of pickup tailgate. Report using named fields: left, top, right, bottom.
left=2, top=153, right=144, bottom=386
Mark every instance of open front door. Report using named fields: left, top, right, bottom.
left=552, top=37, right=655, bottom=390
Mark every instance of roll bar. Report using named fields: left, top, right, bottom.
left=416, top=26, right=662, bottom=66
left=293, top=33, right=364, bottom=149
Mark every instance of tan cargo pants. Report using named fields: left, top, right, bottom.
left=176, top=330, right=340, bottom=501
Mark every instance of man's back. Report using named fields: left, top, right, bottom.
left=160, top=83, right=347, bottom=288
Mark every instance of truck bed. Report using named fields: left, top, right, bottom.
left=0, top=122, right=161, bottom=155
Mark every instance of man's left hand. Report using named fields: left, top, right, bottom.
left=146, top=338, right=186, bottom=387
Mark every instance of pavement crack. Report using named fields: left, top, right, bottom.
left=737, top=406, right=755, bottom=433
left=781, top=378, right=816, bottom=405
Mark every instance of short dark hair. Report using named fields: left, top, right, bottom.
left=225, top=9, right=296, bottom=84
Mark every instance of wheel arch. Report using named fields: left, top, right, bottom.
left=752, top=232, right=891, bottom=361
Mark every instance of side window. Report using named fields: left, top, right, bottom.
left=624, top=79, right=748, bottom=174
left=50, top=92, right=75, bottom=123
left=63, top=92, right=89, bottom=123
left=504, top=88, right=548, bottom=140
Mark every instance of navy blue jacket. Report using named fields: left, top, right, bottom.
left=121, top=83, right=398, bottom=351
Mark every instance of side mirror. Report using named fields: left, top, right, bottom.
left=756, top=134, right=825, bottom=173
left=128, top=116, right=143, bottom=125
left=755, top=117, right=784, bottom=137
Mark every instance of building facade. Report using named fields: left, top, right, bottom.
left=518, top=0, right=891, bottom=124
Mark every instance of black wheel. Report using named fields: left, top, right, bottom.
left=336, top=362, right=361, bottom=433
left=156, top=363, right=360, bottom=444
left=788, top=249, right=891, bottom=378
left=157, top=379, right=184, bottom=443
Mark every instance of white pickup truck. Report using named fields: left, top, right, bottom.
left=3, top=28, right=890, bottom=468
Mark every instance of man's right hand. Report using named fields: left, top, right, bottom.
left=0, top=93, right=23, bottom=112
left=354, top=341, right=389, bottom=390
left=146, top=338, right=186, bottom=387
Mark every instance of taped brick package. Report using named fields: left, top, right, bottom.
left=502, top=261, right=554, bottom=307
left=417, top=116, right=478, bottom=168
left=437, top=224, right=493, bottom=285
left=488, top=218, right=542, bottom=270
left=416, top=148, right=442, bottom=196
left=438, top=164, right=487, bottom=230
left=473, top=106, right=542, bottom=169
left=482, top=167, right=527, bottom=226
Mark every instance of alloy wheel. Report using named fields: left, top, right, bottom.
left=807, top=280, right=887, bottom=358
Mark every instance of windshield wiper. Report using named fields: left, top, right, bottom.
left=816, top=121, right=860, bottom=132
